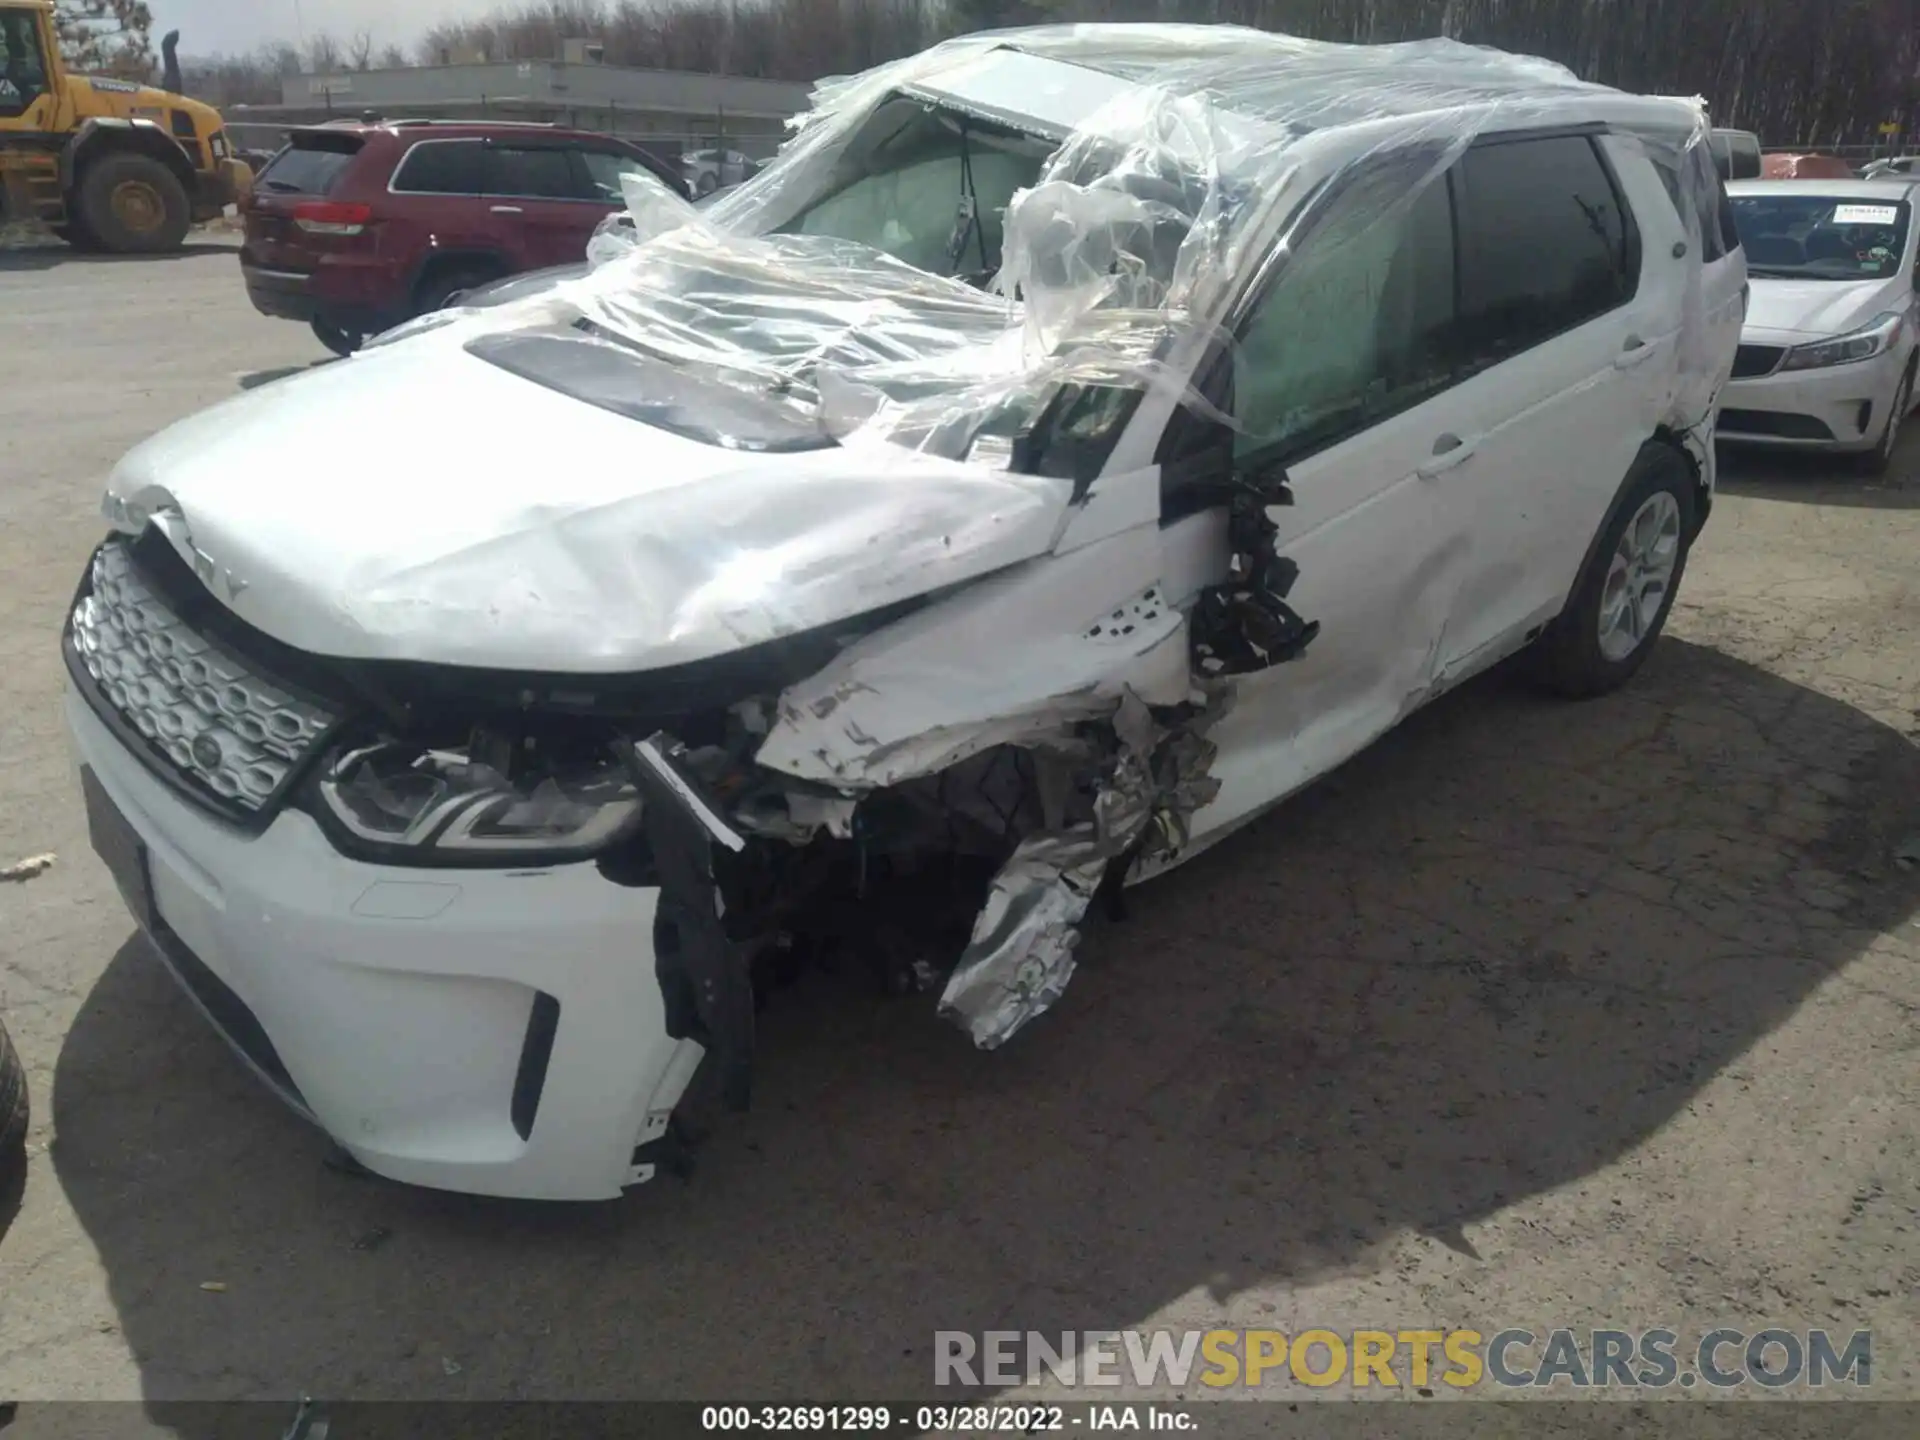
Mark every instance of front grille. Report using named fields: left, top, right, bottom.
left=69, top=542, right=338, bottom=814
left=1731, top=344, right=1785, bottom=379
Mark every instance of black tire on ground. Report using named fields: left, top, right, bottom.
left=695, top=171, right=720, bottom=197
left=1853, top=360, right=1915, bottom=477
left=1529, top=441, right=1699, bottom=700
left=310, top=316, right=365, bottom=357
left=415, top=262, right=504, bottom=315
left=52, top=215, right=103, bottom=251
left=74, top=151, right=192, bottom=254
left=0, top=1018, right=27, bottom=1190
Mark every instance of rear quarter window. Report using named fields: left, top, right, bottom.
left=390, top=140, right=485, bottom=195
left=257, top=138, right=363, bottom=196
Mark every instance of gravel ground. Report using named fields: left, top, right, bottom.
left=0, top=240, right=1916, bottom=1427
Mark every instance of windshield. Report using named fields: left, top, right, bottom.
left=778, top=102, right=1053, bottom=282
left=1731, top=194, right=1912, bottom=280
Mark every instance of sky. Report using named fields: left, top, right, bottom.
left=152, top=0, right=507, bottom=57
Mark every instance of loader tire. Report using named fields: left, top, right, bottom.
left=76, top=151, right=192, bottom=254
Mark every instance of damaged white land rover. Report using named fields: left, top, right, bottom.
left=64, top=26, right=1745, bottom=1200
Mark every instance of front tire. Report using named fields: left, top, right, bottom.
left=0, top=1019, right=27, bottom=1192
left=1854, top=360, right=1914, bottom=476
left=1530, top=442, right=1697, bottom=699
left=75, top=152, right=192, bottom=254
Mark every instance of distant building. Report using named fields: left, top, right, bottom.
left=223, top=57, right=813, bottom=171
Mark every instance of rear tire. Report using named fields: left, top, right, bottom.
left=415, top=262, right=503, bottom=315
left=1529, top=442, right=1697, bottom=699
left=75, top=151, right=192, bottom=254
left=310, top=316, right=365, bottom=357
left=0, top=1019, right=27, bottom=1192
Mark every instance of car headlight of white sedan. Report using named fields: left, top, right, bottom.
left=1778, top=311, right=1906, bottom=371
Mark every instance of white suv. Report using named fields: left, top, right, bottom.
left=65, top=26, right=1745, bottom=1201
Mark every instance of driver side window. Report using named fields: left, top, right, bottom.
left=1233, top=156, right=1459, bottom=463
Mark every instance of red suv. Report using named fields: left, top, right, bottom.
left=239, top=120, right=684, bottom=355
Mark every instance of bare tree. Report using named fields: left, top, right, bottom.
left=377, top=43, right=410, bottom=68
left=348, top=29, right=375, bottom=71
left=304, top=31, right=343, bottom=75
left=52, top=0, right=154, bottom=79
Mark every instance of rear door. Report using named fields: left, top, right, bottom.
left=1417, top=131, right=1703, bottom=682
left=383, top=136, right=490, bottom=264
left=481, top=141, right=608, bottom=268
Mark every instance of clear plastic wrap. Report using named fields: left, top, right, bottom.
left=444, top=22, right=1719, bottom=462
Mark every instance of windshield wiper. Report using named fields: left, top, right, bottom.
left=943, top=118, right=988, bottom=277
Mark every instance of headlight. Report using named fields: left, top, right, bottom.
left=210, top=132, right=228, bottom=159
left=1779, top=311, right=1905, bottom=371
left=314, top=735, right=642, bottom=863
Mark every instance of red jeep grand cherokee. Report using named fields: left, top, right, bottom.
left=239, top=120, right=685, bottom=355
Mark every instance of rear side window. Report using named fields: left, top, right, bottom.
left=487, top=145, right=584, bottom=199
left=1649, top=149, right=1738, bottom=262
left=391, top=140, right=484, bottom=195
left=1453, top=135, right=1637, bottom=374
left=257, top=138, right=363, bottom=196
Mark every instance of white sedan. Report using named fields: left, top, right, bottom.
left=1721, top=178, right=1920, bottom=472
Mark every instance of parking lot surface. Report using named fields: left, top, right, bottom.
left=1, top=241, right=1917, bottom=1410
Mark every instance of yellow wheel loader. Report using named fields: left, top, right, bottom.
left=0, top=0, right=250, bottom=252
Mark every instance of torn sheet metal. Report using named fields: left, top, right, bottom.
left=937, top=831, right=1109, bottom=1051
left=755, top=525, right=1191, bottom=789
left=937, top=691, right=1223, bottom=1048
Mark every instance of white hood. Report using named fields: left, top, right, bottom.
left=103, top=337, right=1074, bottom=674
left=1742, top=276, right=1906, bottom=340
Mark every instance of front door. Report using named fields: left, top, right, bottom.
left=1179, top=149, right=1480, bottom=845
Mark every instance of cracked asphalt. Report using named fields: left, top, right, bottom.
left=0, top=241, right=1917, bottom=1425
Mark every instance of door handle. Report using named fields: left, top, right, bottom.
left=1615, top=335, right=1657, bottom=369
left=1416, top=433, right=1478, bottom=479
left=490, top=205, right=525, bottom=214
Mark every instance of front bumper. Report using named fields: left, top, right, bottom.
left=66, top=689, right=702, bottom=1201
left=1719, top=345, right=1907, bottom=451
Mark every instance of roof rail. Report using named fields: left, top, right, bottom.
left=386, top=118, right=560, bottom=129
